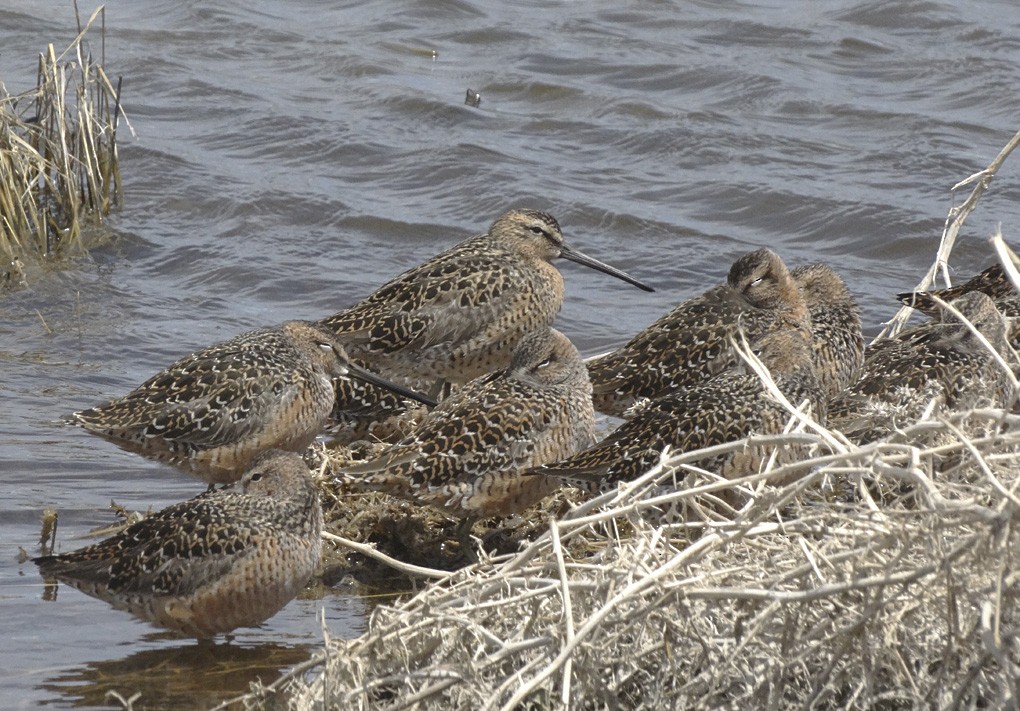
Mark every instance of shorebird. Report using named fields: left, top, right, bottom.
left=532, top=324, right=824, bottom=489
left=829, top=291, right=1015, bottom=443
left=790, top=263, right=864, bottom=399
left=34, top=450, right=323, bottom=638
left=340, top=327, right=596, bottom=522
left=586, top=247, right=808, bottom=417
left=897, top=262, right=1020, bottom=350
left=70, top=320, right=435, bottom=484
left=318, top=210, right=650, bottom=434
left=897, top=263, right=1017, bottom=315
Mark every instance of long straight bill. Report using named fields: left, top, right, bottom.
left=560, top=245, right=654, bottom=292
left=344, top=362, right=438, bottom=408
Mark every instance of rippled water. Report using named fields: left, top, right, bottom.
left=3, top=0, right=1020, bottom=707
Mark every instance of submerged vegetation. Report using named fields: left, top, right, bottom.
left=0, top=5, right=123, bottom=269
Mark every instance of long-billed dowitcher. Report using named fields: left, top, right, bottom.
left=897, top=263, right=1016, bottom=315
left=829, top=291, right=1015, bottom=443
left=790, top=263, right=864, bottom=399
left=318, top=208, right=650, bottom=442
left=70, top=320, right=435, bottom=484
left=587, top=247, right=808, bottom=417
left=531, top=324, right=824, bottom=490
left=321, top=208, right=652, bottom=385
left=34, top=450, right=322, bottom=638
left=340, top=327, right=595, bottom=520
left=897, top=262, right=1020, bottom=350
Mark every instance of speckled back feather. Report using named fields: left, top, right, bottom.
left=791, top=263, right=864, bottom=398
left=536, top=325, right=824, bottom=488
left=897, top=263, right=1016, bottom=316
left=587, top=247, right=808, bottom=416
left=34, top=451, right=322, bottom=638
left=320, top=210, right=572, bottom=384
left=71, top=321, right=398, bottom=483
left=342, top=328, right=595, bottom=518
left=830, top=292, right=1015, bottom=443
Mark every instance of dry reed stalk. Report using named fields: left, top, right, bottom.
left=880, top=128, right=1020, bottom=340
left=268, top=418, right=1020, bottom=710
left=215, top=131, right=1020, bottom=710
left=0, top=5, right=126, bottom=264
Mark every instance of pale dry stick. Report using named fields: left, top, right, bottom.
left=551, top=522, right=576, bottom=707
left=989, top=229, right=1020, bottom=294
left=770, top=542, right=890, bottom=590
left=387, top=677, right=467, bottom=710
left=493, top=510, right=811, bottom=709
left=927, top=291, right=1020, bottom=392
left=209, top=656, right=331, bottom=711
left=882, top=127, right=1020, bottom=340
left=492, top=528, right=761, bottom=711
left=553, top=433, right=832, bottom=536
left=487, top=651, right=555, bottom=708
left=55, top=5, right=107, bottom=64
left=96, top=64, right=134, bottom=138
left=321, top=531, right=454, bottom=581
left=942, top=419, right=1020, bottom=512
left=986, top=544, right=1012, bottom=673
left=731, top=332, right=851, bottom=454
left=345, top=669, right=468, bottom=710
left=557, top=434, right=842, bottom=533
left=674, top=540, right=972, bottom=603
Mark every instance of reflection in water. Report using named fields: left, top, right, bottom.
left=38, top=639, right=314, bottom=709
left=5, top=0, right=1020, bottom=707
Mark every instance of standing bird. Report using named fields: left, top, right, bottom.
left=586, top=247, right=808, bottom=417
left=790, top=263, right=864, bottom=399
left=530, top=324, right=824, bottom=490
left=34, top=450, right=323, bottom=638
left=341, top=328, right=596, bottom=523
left=70, top=320, right=435, bottom=484
left=829, top=291, right=1016, bottom=443
left=318, top=209, right=651, bottom=439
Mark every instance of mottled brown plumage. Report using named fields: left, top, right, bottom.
left=587, top=247, right=808, bottom=417
left=791, top=263, right=864, bottom=399
left=34, top=451, right=322, bottom=638
left=318, top=209, right=650, bottom=440
left=897, top=262, right=1020, bottom=350
left=534, top=325, right=824, bottom=488
left=342, top=328, right=596, bottom=519
left=897, top=263, right=1016, bottom=315
left=71, top=320, right=434, bottom=484
left=321, top=208, right=651, bottom=382
left=830, top=292, right=1015, bottom=443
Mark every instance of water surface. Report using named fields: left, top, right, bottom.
left=3, top=0, right=1020, bottom=707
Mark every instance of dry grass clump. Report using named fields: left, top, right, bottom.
left=240, top=410, right=1020, bottom=710
left=0, top=5, right=124, bottom=265
left=308, top=442, right=595, bottom=590
left=212, top=133, right=1020, bottom=710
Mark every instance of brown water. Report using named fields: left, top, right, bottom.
left=3, top=0, right=1020, bottom=707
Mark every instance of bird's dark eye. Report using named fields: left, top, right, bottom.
left=250, top=472, right=262, bottom=482
left=537, top=357, right=552, bottom=369
left=316, top=340, right=333, bottom=351
left=528, top=225, right=546, bottom=236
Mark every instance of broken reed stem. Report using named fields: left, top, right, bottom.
left=0, top=5, right=124, bottom=262
left=249, top=131, right=1020, bottom=709
left=879, top=127, right=1020, bottom=340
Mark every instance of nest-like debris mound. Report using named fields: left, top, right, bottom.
left=307, top=441, right=595, bottom=593
left=243, top=405, right=1020, bottom=710
left=220, top=141, right=1020, bottom=709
